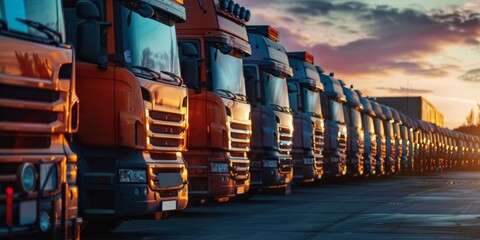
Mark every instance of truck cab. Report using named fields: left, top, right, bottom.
left=243, top=26, right=296, bottom=190
left=369, top=99, right=387, bottom=176
left=339, top=82, right=364, bottom=177
left=318, top=72, right=347, bottom=178
left=356, top=91, right=377, bottom=176
left=64, top=0, right=189, bottom=231
left=389, top=107, right=403, bottom=173
left=0, top=0, right=81, bottom=237
left=286, top=52, right=324, bottom=183
left=398, top=112, right=411, bottom=172
left=176, top=0, right=251, bottom=201
left=379, top=104, right=396, bottom=174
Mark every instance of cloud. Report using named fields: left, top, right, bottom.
left=376, top=87, right=433, bottom=94
left=238, top=0, right=480, bottom=79
left=460, top=68, right=480, bottom=82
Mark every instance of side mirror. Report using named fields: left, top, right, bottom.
left=76, top=0, right=110, bottom=70
left=180, top=43, right=201, bottom=93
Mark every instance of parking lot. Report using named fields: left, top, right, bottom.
left=86, top=171, right=480, bottom=240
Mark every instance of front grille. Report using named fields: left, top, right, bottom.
left=229, top=121, right=251, bottom=152
left=230, top=161, right=249, bottom=185
left=313, top=128, right=324, bottom=154
left=0, top=134, right=51, bottom=149
left=380, top=142, right=387, bottom=159
left=279, top=127, right=293, bottom=154
left=371, top=142, right=377, bottom=157
left=147, top=109, right=186, bottom=151
left=338, top=134, right=347, bottom=154
left=0, top=83, right=60, bottom=103
left=0, top=107, right=57, bottom=124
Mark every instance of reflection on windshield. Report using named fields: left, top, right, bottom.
left=264, top=72, right=290, bottom=109
left=351, top=109, right=362, bottom=129
left=385, top=121, right=394, bottom=138
left=362, top=114, right=374, bottom=134
left=330, top=100, right=344, bottom=123
left=401, top=125, right=409, bottom=140
left=302, top=87, right=322, bottom=117
left=121, top=5, right=180, bottom=76
left=0, top=0, right=64, bottom=40
left=210, top=46, right=246, bottom=96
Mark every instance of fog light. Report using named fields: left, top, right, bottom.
left=39, top=211, right=51, bottom=232
left=263, top=160, right=278, bottom=168
left=211, top=163, right=229, bottom=173
left=119, top=169, right=147, bottom=183
left=18, top=163, right=36, bottom=193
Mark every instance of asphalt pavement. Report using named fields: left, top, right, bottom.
left=86, top=171, right=480, bottom=240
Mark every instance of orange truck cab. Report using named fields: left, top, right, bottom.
left=63, top=0, right=189, bottom=231
left=0, top=0, right=81, bottom=238
left=176, top=0, right=251, bottom=202
left=243, top=26, right=296, bottom=190
left=286, top=52, right=324, bottom=183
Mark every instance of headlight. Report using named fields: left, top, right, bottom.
left=118, top=169, right=147, bottom=183
left=210, top=163, right=229, bottom=173
left=66, top=163, right=77, bottom=185
left=17, top=163, right=36, bottom=193
left=263, top=160, right=278, bottom=168
left=303, top=158, right=314, bottom=165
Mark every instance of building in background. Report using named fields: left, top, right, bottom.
left=375, top=96, right=444, bottom=127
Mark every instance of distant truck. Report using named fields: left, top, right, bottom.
left=0, top=0, right=81, bottom=238
left=176, top=0, right=251, bottom=201
left=339, top=82, right=364, bottom=177
left=243, top=25, right=296, bottom=192
left=286, top=52, right=324, bottom=185
left=64, top=0, right=189, bottom=231
left=369, top=100, right=387, bottom=176
left=356, top=91, right=377, bottom=176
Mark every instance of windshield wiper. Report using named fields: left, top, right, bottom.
left=160, top=71, right=182, bottom=85
left=236, top=93, right=248, bottom=102
left=130, top=65, right=162, bottom=79
left=308, top=112, right=321, bottom=118
left=216, top=89, right=236, bottom=100
left=270, top=104, right=292, bottom=114
left=15, top=18, right=61, bottom=42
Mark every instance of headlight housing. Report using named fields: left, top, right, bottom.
left=17, top=163, right=36, bottom=193
left=118, top=169, right=147, bottom=183
left=263, top=160, right=278, bottom=168
left=210, top=163, right=229, bottom=173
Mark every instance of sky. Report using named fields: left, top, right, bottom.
left=236, top=0, right=480, bottom=128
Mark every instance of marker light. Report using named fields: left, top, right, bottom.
left=305, top=52, right=314, bottom=64
left=172, top=0, right=183, bottom=5
left=233, top=3, right=240, bottom=17
left=244, top=9, right=251, bottom=22
left=239, top=7, right=246, bottom=18
left=227, top=0, right=235, bottom=13
left=268, top=26, right=279, bottom=42
left=220, top=0, right=228, bottom=9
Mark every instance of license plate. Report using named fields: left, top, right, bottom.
left=236, top=186, right=245, bottom=195
left=19, top=200, right=37, bottom=225
left=162, top=200, right=176, bottom=211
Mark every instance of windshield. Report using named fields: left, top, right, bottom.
left=400, top=125, right=409, bottom=140
left=210, top=46, right=246, bottom=96
left=264, top=72, right=290, bottom=109
left=302, top=86, right=322, bottom=117
left=385, top=121, right=394, bottom=138
left=374, top=118, right=384, bottom=136
left=120, top=5, right=180, bottom=76
left=330, top=100, right=344, bottom=123
left=393, top=123, right=400, bottom=139
left=0, top=0, right=64, bottom=41
left=351, top=108, right=362, bottom=129
left=362, top=114, right=374, bottom=134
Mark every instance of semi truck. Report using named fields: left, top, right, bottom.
left=243, top=25, right=296, bottom=191
left=286, top=52, right=324, bottom=184
left=356, top=91, right=377, bottom=176
left=0, top=0, right=81, bottom=238
left=318, top=71, right=347, bottom=178
left=369, top=99, right=386, bottom=176
left=63, top=0, right=189, bottom=231
left=378, top=104, right=396, bottom=174
left=176, top=0, right=251, bottom=201
left=339, top=82, right=364, bottom=177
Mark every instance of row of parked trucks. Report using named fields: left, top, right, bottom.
left=1, top=0, right=479, bottom=238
